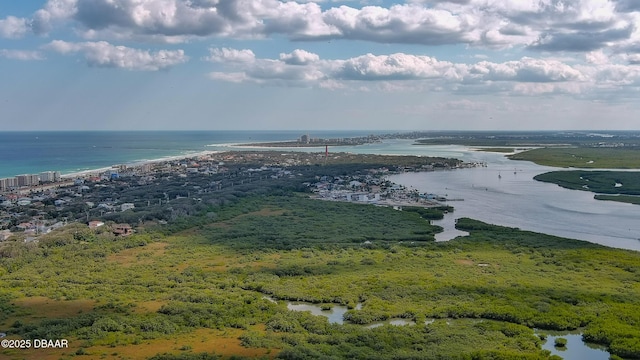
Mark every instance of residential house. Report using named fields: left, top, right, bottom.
left=113, top=224, right=133, bottom=236
left=88, top=220, right=105, bottom=229
left=120, top=203, right=135, bottom=212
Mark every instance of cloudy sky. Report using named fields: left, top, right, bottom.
left=1, top=0, right=639, bottom=131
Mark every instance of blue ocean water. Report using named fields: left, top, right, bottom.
left=0, top=130, right=382, bottom=178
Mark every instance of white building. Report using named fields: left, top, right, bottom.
left=17, top=198, right=32, bottom=206
left=0, top=177, right=17, bottom=191
left=16, top=174, right=40, bottom=187
left=39, top=171, right=61, bottom=183
left=121, top=203, right=135, bottom=212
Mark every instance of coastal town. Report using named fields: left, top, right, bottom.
left=239, top=133, right=384, bottom=147
left=0, top=150, right=477, bottom=243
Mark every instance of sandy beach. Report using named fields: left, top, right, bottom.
left=59, top=150, right=222, bottom=179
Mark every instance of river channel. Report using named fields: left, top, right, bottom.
left=230, top=139, right=640, bottom=250
left=380, top=143, right=640, bottom=251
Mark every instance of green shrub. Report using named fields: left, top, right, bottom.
left=554, top=337, right=567, bottom=347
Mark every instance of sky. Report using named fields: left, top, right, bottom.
left=1, top=0, right=640, bottom=131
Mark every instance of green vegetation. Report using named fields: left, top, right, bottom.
left=198, top=196, right=441, bottom=251
left=402, top=205, right=453, bottom=220
left=533, top=171, right=640, bottom=206
left=534, top=170, right=640, bottom=195
left=475, top=148, right=515, bottom=153
left=2, top=195, right=640, bottom=359
left=594, top=194, right=640, bottom=205
left=412, top=131, right=640, bottom=148
left=508, top=147, right=640, bottom=168
left=554, top=338, right=567, bottom=348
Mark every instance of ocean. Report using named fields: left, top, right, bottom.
left=2, top=130, right=639, bottom=250
left=0, top=130, right=383, bottom=179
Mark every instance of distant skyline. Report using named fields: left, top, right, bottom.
left=1, top=0, right=640, bottom=131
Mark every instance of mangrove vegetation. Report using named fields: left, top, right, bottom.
left=508, top=147, right=640, bottom=169
left=2, top=192, right=640, bottom=359
left=533, top=170, right=640, bottom=205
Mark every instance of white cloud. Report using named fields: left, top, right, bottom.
left=31, top=0, right=78, bottom=34
left=6, top=0, right=637, bottom=53
left=208, top=72, right=250, bottom=83
left=279, top=49, right=320, bottom=65
left=435, top=99, right=491, bottom=111
left=0, top=49, right=45, bottom=61
left=207, top=48, right=589, bottom=84
left=259, top=0, right=338, bottom=38
left=44, top=40, right=188, bottom=71
left=0, top=16, right=30, bottom=39
left=45, top=39, right=79, bottom=54
left=336, top=53, right=460, bottom=80
left=71, top=0, right=264, bottom=42
left=512, top=82, right=582, bottom=96
left=204, top=48, right=256, bottom=63
left=203, top=47, right=640, bottom=99
left=586, top=50, right=610, bottom=65
left=588, top=63, right=640, bottom=86
left=321, top=4, right=478, bottom=45
left=468, top=57, right=585, bottom=83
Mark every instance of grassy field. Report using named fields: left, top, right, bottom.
left=2, top=195, right=640, bottom=359
left=508, top=147, right=640, bottom=168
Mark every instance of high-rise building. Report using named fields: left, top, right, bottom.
left=40, top=171, right=61, bottom=183
left=0, top=178, right=17, bottom=191
left=16, top=174, right=40, bottom=187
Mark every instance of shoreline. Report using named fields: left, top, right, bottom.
left=60, top=150, right=223, bottom=179
left=3, top=142, right=640, bottom=251
left=0, top=150, right=219, bottom=181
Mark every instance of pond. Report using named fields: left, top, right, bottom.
left=262, top=296, right=360, bottom=325
left=536, top=331, right=610, bottom=360
left=264, top=296, right=614, bottom=357
left=264, top=296, right=425, bottom=327
left=286, top=302, right=362, bottom=325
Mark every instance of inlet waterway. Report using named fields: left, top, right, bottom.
left=324, top=140, right=640, bottom=251
left=4, top=132, right=637, bottom=251
left=388, top=159, right=640, bottom=251
left=232, top=139, right=640, bottom=250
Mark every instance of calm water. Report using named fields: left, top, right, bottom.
left=286, top=303, right=359, bottom=325
left=268, top=296, right=612, bottom=357
left=537, top=331, right=609, bottom=360
left=2, top=132, right=638, bottom=250
left=292, top=139, right=640, bottom=251
left=388, top=158, right=640, bottom=251
left=0, top=130, right=383, bottom=178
